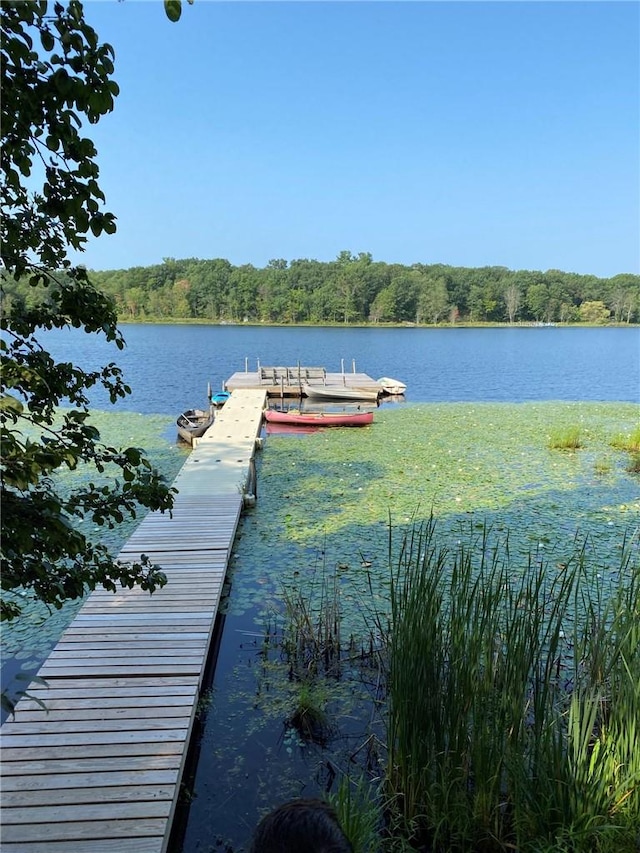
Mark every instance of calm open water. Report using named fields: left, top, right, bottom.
left=40, top=324, right=640, bottom=412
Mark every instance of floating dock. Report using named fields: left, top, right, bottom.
left=225, top=361, right=383, bottom=398
left=0, top=389, right=266, bottom=852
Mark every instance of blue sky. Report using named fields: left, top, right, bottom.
left=75, top=1, right=639, bottom=277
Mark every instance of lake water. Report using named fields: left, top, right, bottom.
left=40, top=324, right=640, bottom=412
left=5, top=324, right=640, bottom=850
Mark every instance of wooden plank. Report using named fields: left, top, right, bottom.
left=79, top=595, right=220, bottom=604
left=0, top=728, right=190, bottom=748
left=1, top=770, right=179, bottom=792
left=116, top=551, right=229, bottom=564
left=15, top=675, right=198, bottom=691
left=1, top=816, right=168, bottom=842
left=1, top=754, right=183, bottom=775
left=124, top=535, right=232, bottom=548
left=78, top=603, right=218, bottom=613
left=69, top=613, right=212, bottom=624
left=47, top=648, right=207, bottom=659
left=57, top=631, right=208, bottom=641
left=86, top=582, right=223, bottom=591
left=79, top=600, right=219, bottom=610
left=1, top=838, right=164, bottom=853
left=90, top=571, right=223, bottom=579
left=117, top=522, right=235, bottom=533
left=37, top=664, right=203, bottom=678
left=14, top=695, right=195, bottom=713
left=8, top=709, right=194, bottom=726
left=3, top=784, right=175, bottom=807
left=81, top=596, right=220, bottom=606
left=2, top=715, right=193, bottom=734
left=48, top=643, right=207, bottom=655
left=40, top=651, right=206, bottom=664
left=129, top=515, right=239, bottom=526
left=88, top=578, right=223, bottom=587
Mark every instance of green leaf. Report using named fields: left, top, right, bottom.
left=0, top=395, right=24, bottom=415
left=89, top=214, right=103, bottom=237
left=164, top=0, right=182, bottom=22
left=40, top=28, right=54, bottom=52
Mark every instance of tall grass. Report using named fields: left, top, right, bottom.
left=610, top=427, right=640, bottom=474
left=381, top=519, right=640, bottom=852
left=281, top=556, right=343, bottom=680
left=626, top=452, right=640, bottom=474
left=548, top=426, right=582, bottom=450
left=330, top=774, right=384, bottom=853
left=610, top=427, right=640, bottom=453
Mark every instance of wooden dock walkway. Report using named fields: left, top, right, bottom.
left=0, top=389, right=266, bottom=853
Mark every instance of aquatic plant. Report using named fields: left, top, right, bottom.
left=627, top=452, right=640, bottom=474
left=380, top=519, right=640, bottom=852
left=548, top=426, right=582, bottom=450
left=610, top=427, right=640, bottom=453
left=329, top=774, right=384, bottom=853
left=286, top=682, right=331, bottom=746
left=281, top=555, right=343, bottom=680
left=611, top=428, right=640, bottom=475
left=593, top=457, right=612, bottom=475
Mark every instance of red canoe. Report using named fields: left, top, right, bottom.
left=264, top=409, right=374, bottom=428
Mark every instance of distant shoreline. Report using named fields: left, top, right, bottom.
left=115, top=318, right=639, bottom=328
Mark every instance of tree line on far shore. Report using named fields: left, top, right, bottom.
left=3, top=251, right=639, bottom=325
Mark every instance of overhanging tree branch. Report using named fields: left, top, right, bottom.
left=1, top=0, right=175, bottom=622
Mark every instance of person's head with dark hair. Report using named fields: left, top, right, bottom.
left=249, top=798, right=353, bottom=853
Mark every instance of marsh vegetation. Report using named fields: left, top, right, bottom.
left=181, top=400, right=639, bottom=851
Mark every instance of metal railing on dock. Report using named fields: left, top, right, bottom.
left=226, top=360, right=382, bottom=399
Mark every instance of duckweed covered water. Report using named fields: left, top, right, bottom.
left=180, top=401, right=639, bottom=851
left=226, top=402, right=639, bottom=624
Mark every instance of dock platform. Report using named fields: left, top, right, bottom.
left=225, top=363, right=383, bottom=398
left=0, top=389, right=266, bottom=852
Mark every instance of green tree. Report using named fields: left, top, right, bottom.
left=224, top=264, right=258, bottom=321
left=607, top=274, right=640, bottom=324
left=369, top=285, right=397, bottom=323
left=387, top=267, right=419, bottom=322
left=331, top=251, right=372, bottom=323
left=416, top=273, right=449, bottom=325
left=578, top=300, right=610, bottom=324
left=503, top=280, right=522, bottom=324
left=526, top=282, right=551, bottom=322
left=186, top=258, right=232, bottom=320
left=1, top=1, right=175, bottom=621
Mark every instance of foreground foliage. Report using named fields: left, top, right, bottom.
left=251, top=519, right=640, bottom=853
left=0, top=1, right=174, bottom=621
left=379, top=520, right=640, bottom=852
